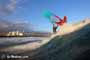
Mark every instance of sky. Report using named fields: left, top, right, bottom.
left=0, top=0, right=90, bottom=32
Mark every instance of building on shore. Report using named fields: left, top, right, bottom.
left=6, top=31, right=24, bottom=36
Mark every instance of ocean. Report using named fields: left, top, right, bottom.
left=0, top=37, right=47, bottom=48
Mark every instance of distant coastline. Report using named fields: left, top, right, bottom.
left=0, top=32, right=51, bottom=37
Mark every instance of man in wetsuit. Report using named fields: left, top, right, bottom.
left=53, top=24, right=58, bottom=33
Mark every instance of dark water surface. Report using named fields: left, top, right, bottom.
left=0, top=37, right=46, bottom=48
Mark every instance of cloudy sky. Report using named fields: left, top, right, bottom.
left=0, top=0, right=90, bottom=32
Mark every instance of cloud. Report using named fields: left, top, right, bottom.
left=0, top=0, right=30, bottom=15
left=0, top=19, right=34, bottom=32
left=7, top=0, right=17, bottom=11
left=0, top=0, right=17, bottom=15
